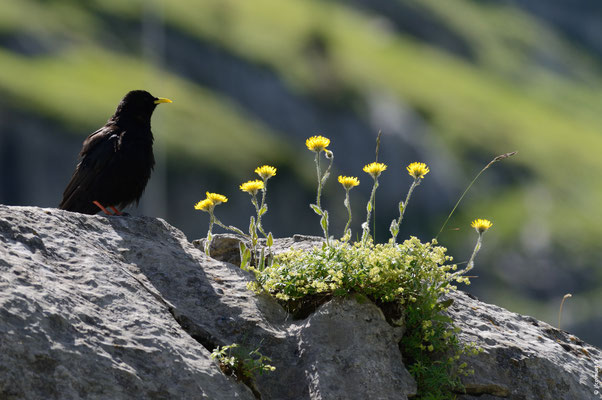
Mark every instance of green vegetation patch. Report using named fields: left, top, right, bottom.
left=248, top=239, right=479, bottom=399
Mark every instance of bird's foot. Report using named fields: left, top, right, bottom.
left=93, top=201, right=116, bottom=216
left=109, top=206, right=124, bottom=216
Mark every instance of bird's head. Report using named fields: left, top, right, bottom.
left=113, top=90, right=172, bottom=123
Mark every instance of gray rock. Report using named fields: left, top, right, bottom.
left=1, top=206, right=599, bottom=400
left=0, top=206, right=416, bottom=399
left=0, top=206, right=254, bottom=400
left=448, top=291, right=601, bottom=400
left=293, top=296, right=415, bottom=400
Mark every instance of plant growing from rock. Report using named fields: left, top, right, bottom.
left=463, top=218, right=493, bottom=276
left=338, top=175, right=360, bottom=242
left=306, top=135, right=334, bottom=245
left=194, top=192, right=233, bottom=256
left=247, top=236, right=480, bottom=398
left=390, top=162, right=430, bottom=244
left=253, top=165, right=277, bottom=238
left=239, top=165, right=277, bottom=271
left=195, top=133, right=512, bottom=399
left=361, top=161, right=387, bottom=245
left=211, top=343, right=275, bottom=395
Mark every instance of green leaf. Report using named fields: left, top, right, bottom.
left=239, top=242, right=251, bottom=270
left=320, top=211, right=329, bottom=234
left=431, top=314, right=453, bottom=324
left=310, top=204, right=322, bottom=215
left=366, top=201, right=372, bottom=213
left=259, top=205, right=268, bottom=216
left=267, top=232, right=274, bottom=247
left=389, top=219, right=399, bottom=237
left=437, top=298, right=454, bottom=310
left=398, top=201, right=404, bottom=216
left=205, top=233, right=213, bottom=256
left=249, top=216, right=256, bottom=234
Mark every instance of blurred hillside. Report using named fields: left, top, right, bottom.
left=1, top=0, right=601, bottom=345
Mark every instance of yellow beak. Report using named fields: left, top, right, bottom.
left=154, top=97, right=173, bottom=104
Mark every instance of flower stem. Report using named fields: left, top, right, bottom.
left=315, top=153, right=322, bottom=209
left=312, top=150, right=333, bottom=245
left=558, top=294, right=572, bottom=330
left=462, top=233, right=482, bottom=276
left=205, top=211, right=215, bottom=256
left=252, top=192, right=268, bottom=238
left=343, top=189, right=352, bottom=240
left=392, top=178, right=420, bottom=243
left=362, top=177, right=379, bottom=245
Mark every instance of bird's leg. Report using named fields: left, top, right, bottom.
left=109, top=206, right=123, bottom=216
left=93, top=201, right=115, bottom=216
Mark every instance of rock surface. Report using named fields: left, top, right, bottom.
left=448, top=291, right=602, bottom=400
left=1, top=205, right=600, bottom=400
left=0, top=206, right=253, bottom=400
left=0, top=206, right=415, bottom=400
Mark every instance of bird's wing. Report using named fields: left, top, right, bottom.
left=59, top=126, right=122, bottom=211
left=79, top=126, right=121, bottom=166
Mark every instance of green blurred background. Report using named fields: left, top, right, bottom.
left=1, top=0, right=601, bottom=345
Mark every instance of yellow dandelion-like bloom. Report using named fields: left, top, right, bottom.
left=240, top=179, right=265, bottom=195
left=206, top=192, right=228, bottom=205
left=338, top=175, right=360, bottom=190
left=407, top=162, right=430, bottom=179
left=255, top=165, right=277, bottom=180
left=305, top=135, right=330, bottom=153
left=471, top=218, right=493, bottom=233
left=194, top=199, right=214, bottom=212
left=363, top=162, right=387, bottom=179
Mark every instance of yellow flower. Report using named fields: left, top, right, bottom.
left=305, top=135, right=330, bottom=152
left=363, top=162, right=387, bottom=179
left=255, top=165, right=277, bottom=180
left=240, top=179, right=265, bottom=195
left=194, top=199, right=214, bottom=212
left=471, top=218, right=493, bottom=233
left=338, top=175, right=360, bottom=190
left=406, top=162, right=430, bottom=179
left=206, top=192, right=228, bottom=205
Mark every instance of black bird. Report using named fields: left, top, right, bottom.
left=59, top=90, right=172, bottom=215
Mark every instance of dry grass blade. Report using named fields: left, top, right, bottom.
left=435, top=151, right=518, bottom=240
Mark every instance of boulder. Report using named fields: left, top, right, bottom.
left=0, top=206, right=415, bottom=400
left=0, top=205, right=599, bottom=400
left=448, top=291, right=601, bottom=400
